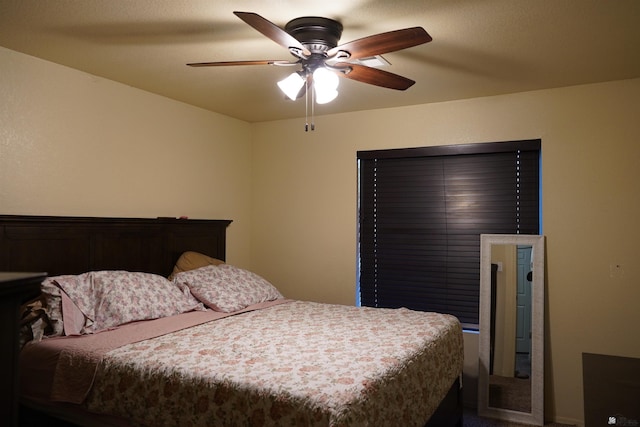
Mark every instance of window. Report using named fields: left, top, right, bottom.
left=357, top=140, right=540, bottom=328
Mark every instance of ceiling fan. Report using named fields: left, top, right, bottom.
left=187, top=12, right=432, bottom=130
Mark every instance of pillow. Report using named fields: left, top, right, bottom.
left=37, top=276, right=97, bottom=336
left=169, top=251, right=225, bottom=280
left=173, top=264, right=283, bottom=313
left=60, top=291, right=88, bottom=336
left=40, top=276, right=73, bottom=337
left=53, top=271, right=204, bottom=334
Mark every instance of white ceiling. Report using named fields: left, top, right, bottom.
left=1, top=0, right=639, bottom=123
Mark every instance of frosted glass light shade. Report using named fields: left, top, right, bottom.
left=277, top=72, right=305, bottom=100
left=313, top=68, right=339, bottom=104
left=315, top=89, right=338, bottom=104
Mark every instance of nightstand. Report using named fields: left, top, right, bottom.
left=0, top=272, right=46, bottom=427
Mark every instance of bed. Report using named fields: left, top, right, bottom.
left=1, top=215, right=464, bottom=427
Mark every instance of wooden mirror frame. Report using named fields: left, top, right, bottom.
left=478, top=234, right=545, bottom=425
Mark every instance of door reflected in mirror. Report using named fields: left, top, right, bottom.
left=489, top=244, right=532, bottom=413
left=479, top=234, right=544, bottom=426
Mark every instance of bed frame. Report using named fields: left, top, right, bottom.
left=0, top=215, right=232, bottom=276
left=1, top=214, right=462, bottom=427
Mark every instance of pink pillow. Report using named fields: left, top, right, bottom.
left=53, top=271, right=203, bottom=333
left=173, top=264, right=283, bottom=312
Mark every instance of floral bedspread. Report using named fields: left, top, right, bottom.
left=85, top=301, right=463, bottom=427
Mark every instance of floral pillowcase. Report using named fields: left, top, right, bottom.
left=173, top=264, right=283, bottom=313
left=49, top=271, right=204, bottom=334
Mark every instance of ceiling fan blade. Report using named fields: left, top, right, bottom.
left=234, top=12, right=311, bottom=57
left=187, top=60, right=296, bottom=67
left=327, top=27, right=431, bottom=60
left=333, top=63, right=416, bottom=90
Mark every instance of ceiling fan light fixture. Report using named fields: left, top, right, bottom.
left=312, top=67, right=339, bottom=104
left=277, top=72, right=305, bottom=100
left=313, top=67, right=339, bottom=90
left=314, top=88, right=338, bottom=104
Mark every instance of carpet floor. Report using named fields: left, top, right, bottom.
left=488, top=375, right=531, bottom=413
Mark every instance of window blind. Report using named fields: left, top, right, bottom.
left=357, top=140, right=540, bottom=327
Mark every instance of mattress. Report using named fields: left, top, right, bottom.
left=21, top=300, right=463, bottom=427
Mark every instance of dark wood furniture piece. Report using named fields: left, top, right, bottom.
left=0, top=214, right=462, bottom=427
left=0, top=215, right=232, bottom=277
left=0, top=272, right=47, bottom=427
left=426, top=377, right=463, bottom=427
left=583, top=353, right=640, bottom=427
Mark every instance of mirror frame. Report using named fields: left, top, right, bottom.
left=478, top=234, right=545, bottom=425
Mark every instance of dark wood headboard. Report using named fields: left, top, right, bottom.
left=0, top=215, right=232, bottom=277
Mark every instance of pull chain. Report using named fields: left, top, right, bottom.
left=304, top=76, right=315, bottom=132
left=305, top=79, right=309, bottom=132
left=310, top=80, right=315, bottom=131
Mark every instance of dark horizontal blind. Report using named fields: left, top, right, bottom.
left=358, top=140, right=540, bottom=326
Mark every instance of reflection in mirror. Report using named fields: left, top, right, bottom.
left=479, top=234, right=545, bottom=426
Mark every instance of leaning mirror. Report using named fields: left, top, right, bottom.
left=478, top=234, right=545, bottom=425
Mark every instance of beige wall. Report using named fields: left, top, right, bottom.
left=3, top=45, right=640, bottom=425
left=251, top=78, right=640, bottom=425
left=0, top=46, right=253, bottom=267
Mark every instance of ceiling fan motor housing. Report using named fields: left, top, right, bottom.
left=285, top=17, right=343, bottom=55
